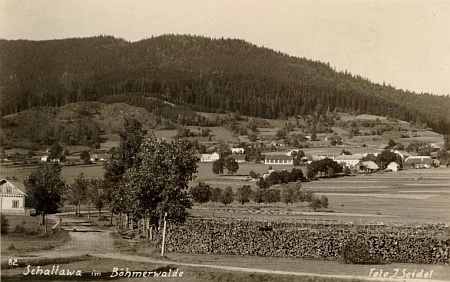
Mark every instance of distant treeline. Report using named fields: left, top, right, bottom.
left=1, top=35, right=450, bottom=133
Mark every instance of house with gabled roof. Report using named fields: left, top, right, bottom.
left=356, top=161, right=379, bottom=172
left=0, top=178, right=27, bottom=214
left=200, top=152, right=220, bottom=163
left=404, top=156, right=434, bottom=169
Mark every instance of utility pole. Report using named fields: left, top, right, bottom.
left=161, top=212, right=167, bottom=256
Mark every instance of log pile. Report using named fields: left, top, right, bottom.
left=157, top=218, right=450, bottom=264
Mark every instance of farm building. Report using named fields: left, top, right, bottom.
left=228, top=154, right=246, bottom=163
left=308, top=140, right=331, bottom=147
left=393, top=150, right=411, bottom=161
left=404, top=156, right=434, bottom=168
left=270, top=140, right=288, bottom=147
left=262, top=168, right=276, bottom=179
left=285, top=149, right=304, bottom=156
left=308, top=155, right=326, bottom=161
left=0, top=178, right=27, bottom=214
left=40, top=155, right=63, bottom=163
left=334, top=154, right=364, bottom=168
left=90, top=153, right=111, bottom=162
left=264, top=155, right=294, bottom=165
left=231, top=148, right=245, bottom=154
left=200, top=152, right=220, bottom=163
left=357, top=161, right=379, bottom=172
left=386, top=162, right=400, bottom=172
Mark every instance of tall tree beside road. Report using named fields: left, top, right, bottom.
left=103, top=118, right=147, bottom=217
left=24, top=164, right=66, bottom=234
left=89, top=178, right=106, bottom=218
left=123, top=138, right=198, bottom=226
left=66, top=173, right=89, bottom=217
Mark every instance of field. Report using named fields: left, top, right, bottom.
left=1, top=215, right=69, bottom=254
left=191, top=167, right=450, bottom=224
left=1, top=163, right=105, bottom=183
left=2, top=163, right=450, bottom=281
left=2, top=160, right=450, bottom=225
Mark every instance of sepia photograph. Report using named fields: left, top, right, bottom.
left=1, top=0, right=449, bottom=281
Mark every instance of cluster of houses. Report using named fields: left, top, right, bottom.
left=39, top=150, right=111, bottom=164
left=199, top=146, right=438, bottom=172
left=265, top=150, right=436, bottom=171
left=199, top=148, right=247, bottom=164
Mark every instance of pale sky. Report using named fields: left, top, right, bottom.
left=1, top=0, right=449, bottom=96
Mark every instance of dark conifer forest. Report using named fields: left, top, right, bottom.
left=1, top=34, right=449, bottom=133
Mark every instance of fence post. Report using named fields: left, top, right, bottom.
left=161, top=212, right=167, bottom=256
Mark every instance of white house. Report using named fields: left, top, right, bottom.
left=231, top=148, right=245, bottom=154
left=0, top=178, right=27, bottom=214
left=200, top=152, right=220, bottom=163
left=286, top=149, right=303, bottom=156
left=270, top=140, right=287, bottom=147
left=40, top=155, right=61, bottom=163
left=90, top=153, right=111, bottom=162
left=386, top=162, right=400, bottom=172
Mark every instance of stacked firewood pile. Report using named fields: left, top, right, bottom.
left=157, top=218, right=450, bottom=264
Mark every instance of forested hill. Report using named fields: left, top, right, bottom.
left=1, top=34, right=449, bottom=133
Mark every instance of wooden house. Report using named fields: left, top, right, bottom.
left=0, top=178, right=27, bottom=214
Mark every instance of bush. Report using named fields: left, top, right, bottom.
left=341, top=237, right=382, bottom=264
left=1, top=214, right=9, bottom=234
left=13, top=224, right=26, bottom=234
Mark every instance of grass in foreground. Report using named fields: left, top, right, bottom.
left=1, top=215, right=70, bottom=254
left=1, top=257, right=369, bottom=282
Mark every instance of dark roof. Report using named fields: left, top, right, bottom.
left=228, top=154, right=246, bottom=161
left=265, top=155, right=293, bottom=161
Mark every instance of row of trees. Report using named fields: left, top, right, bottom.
left=307, top=158, right=343, bottom=178
left=24, top=164, right=115, bottom=234
left=190, top=182, right=329, bottom=210
left=212, top=157, right=239, bottom=175
left=256, top=168, right=305, bottom=189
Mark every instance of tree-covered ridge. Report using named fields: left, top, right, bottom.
left=1, top=34, right=449, bottom=133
